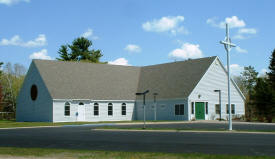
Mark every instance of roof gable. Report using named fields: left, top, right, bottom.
left=137, top=56, right=217, bottom=99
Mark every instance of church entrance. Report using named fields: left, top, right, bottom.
left=77, top=102, right=85, bottom=121
left=195, top=102, right=205, bottom=120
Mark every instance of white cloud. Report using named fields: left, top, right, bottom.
left=0, top=35, right=21, bottom=46
left=81, top=28, right=98, bottom=40
left=235, top=46, right=248, bottom=53
left=206, top=17, right=220, bottom=28
left=227, top=64, right=244, bottom=76
left=0, top=34, right=47, bottom=47
left=124, top=44, right=141, bottom=53
left=207, top=16, right=257, bottom=40
left=233, top=34, right=246, bottom=40
left=108, top=58, right=130, bottom=66
left=142, top=16, right=188, bottom=35
left=222, top=16, right=245, bottom=28
left=207, top=16, right=245, bottom=29
left=0, top=0, right=29, bottom=5
left=29, top=49, right=52, bottom=60
left=233, top=28, right=257, bottom=40
left=169, top=43, right=203, bottom=60
left=238, top=28, right=257, bottom=34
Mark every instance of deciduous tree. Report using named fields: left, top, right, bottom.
left=238, top=66, right=258, bottom=121
left=0, top=63, right=26, bottom=112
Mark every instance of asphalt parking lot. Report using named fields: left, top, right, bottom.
left=109, top=121, right=275, bottom=131
left=0, top=121, right=275, bottom=156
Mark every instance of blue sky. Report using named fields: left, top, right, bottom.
left=0, top=0, right=274, bottom=76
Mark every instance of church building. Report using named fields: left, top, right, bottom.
left=16, top=56, right=245, bottom=122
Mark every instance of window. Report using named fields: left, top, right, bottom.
left=175, top=104, right=184, bottom=115
left=64, top=102, right=70, bottom=116
left=226, top=104, right=235, bottom=114
left=79, top=102, right=84, bottom=105
left=108, top=103, right=113, bottom=116
left=226, top=104, right=229, bottom=114
left=191, top=102, right=194, bottom=114
left=94, top=103, right=99, bottom=116
left=231, top=104, right=235, bottom=114
left=205, top=102, right=208, bottom=114
left=30, top=85, right=38, bottom=101
left=215, top=104, right=220, bottom=114
left=121, top=103, right=126, bottom=115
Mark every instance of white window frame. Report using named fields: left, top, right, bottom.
left=94, top=103, right=99, bottom=116
left=64, top=102, right=70, bottom=117
left=108, top=103, right=113, bottom=116
left=121, top=103, right=126, bottom=116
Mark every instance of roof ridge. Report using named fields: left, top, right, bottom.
left=143, top=56, right=217, bottom=67
left=33, top=56, right=218, bottom=68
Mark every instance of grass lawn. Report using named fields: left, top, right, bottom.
left=0, top=147, right=274, bottom=159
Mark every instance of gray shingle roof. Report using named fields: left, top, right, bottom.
left=33, top=60, right=141, bottom=100
left=137, top=56, right=216, bottom=100
left=33, top=56, right=216, bottom=100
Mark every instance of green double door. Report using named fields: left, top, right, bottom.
left=195, top=102, right=205, bottom=120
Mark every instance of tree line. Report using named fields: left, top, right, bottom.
left=0, top=62, right=26, bottom=113
left=234, top=49, right=275, bottom=122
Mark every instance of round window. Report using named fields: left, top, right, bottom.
left=30, top=85, right=38, bottom=101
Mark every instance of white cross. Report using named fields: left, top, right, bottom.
left=220, top=24, right=236, bottom=51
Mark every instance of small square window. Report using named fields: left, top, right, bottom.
left=175, top=104, right=184, bottom=115
left=226, top=104, right=235, bottom=114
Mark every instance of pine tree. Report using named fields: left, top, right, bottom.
left=57, top=37, right=103, bottom=63
left=57, top=45, right=71, bottom=61
left=268, top=49, right=275, bottom=90
left=251, top=78, right=275, bottom=122
left=0, top=62, right=3, bottom=106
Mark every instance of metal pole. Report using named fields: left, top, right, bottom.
left=220, top=23, right=235, bottom=131
left=219, top=90, right=221, bottom=121
left=226, top=24, right=232, bottom=131
left=143, top=94, right=146, bottom=129
left=154, top=95, right=156, bottom=121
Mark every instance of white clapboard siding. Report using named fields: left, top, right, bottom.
left=188, top=57, right=245, bottom=120
left=53, top=100, right=135, bottom=122
left=16, top=62, right=53, bottom=122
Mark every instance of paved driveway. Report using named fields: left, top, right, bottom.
left=111, top=121, right=275, bottom=131
left=0, top=122, right=275, bottom=156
